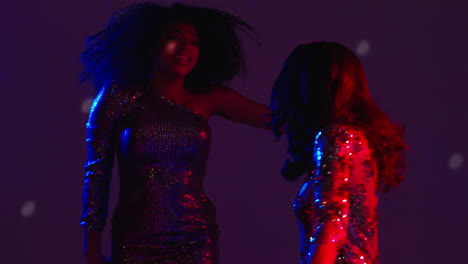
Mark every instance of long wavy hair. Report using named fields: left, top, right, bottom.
left=80, top=2, right=258, bottom=93
left=271, top=42, right=407, bottom=192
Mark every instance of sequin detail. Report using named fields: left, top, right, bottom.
left=81, top=82, right=218, bottom=263
left=293, top=125, right=379, bottom=264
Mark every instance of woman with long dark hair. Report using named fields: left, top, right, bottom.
left=80, top=2, right=270, bottom=264
left=270, top=42, right=407, bottom=264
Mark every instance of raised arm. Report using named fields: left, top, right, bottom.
left=212, top=86, right=272, bottom=130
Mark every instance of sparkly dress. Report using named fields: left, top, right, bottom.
left=80, top=83, right=218, bottom=264
left=293, top=125, right=379, bottom=264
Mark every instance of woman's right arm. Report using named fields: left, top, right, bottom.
left=80, top=83, right=127, bottom=263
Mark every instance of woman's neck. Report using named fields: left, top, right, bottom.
left=150, top=71, right=188, bottom=98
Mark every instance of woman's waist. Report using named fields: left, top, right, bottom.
left=111, top=205, right=217, bottom=234
left=114, top=190, right=215, bottom=216
left=110, top=224, right=219, bottom=247
left=119, top=166, right=207, bottom=189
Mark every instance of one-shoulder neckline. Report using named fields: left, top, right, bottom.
left=155, top=93, right=210, bottom=124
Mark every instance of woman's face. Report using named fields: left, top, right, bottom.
left=154, top=22, right=200, bottom=77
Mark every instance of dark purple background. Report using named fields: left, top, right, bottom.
left=1, top=0, right=467, bottom=263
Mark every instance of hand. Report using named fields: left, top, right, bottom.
left=83, top=230, right=107, bottom=264
left=85, top=251, right=110, bottom=264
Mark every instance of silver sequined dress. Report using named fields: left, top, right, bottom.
left=293, top=125, right=379, bottom=264
left=80, top=83, right=218, bottom=264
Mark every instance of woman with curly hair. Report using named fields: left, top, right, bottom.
left=270, top=42, right=407, bottom=264
left=80, top=2, right=270, bottom=264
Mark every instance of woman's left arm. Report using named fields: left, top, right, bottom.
left=213, top=86, right=272, bottom=130
left=308, top=129, right=354, bottom=264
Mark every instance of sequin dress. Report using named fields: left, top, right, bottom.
left=80, top=83, right=218, bottom=264
left=293, top=125, right=379, bottom=264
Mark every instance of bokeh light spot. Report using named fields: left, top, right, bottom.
left=448, top=152, right=464, bottom=170
left=21, top=200, right=36, bottom=218
left=356, top=40, right=371, bottom=57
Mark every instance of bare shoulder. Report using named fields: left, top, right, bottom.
left=183, top=86, right=231, bottom=118
left=208, top=85, right=239, bottom=99
left=201, top=85, right=240, bottom=109
left=192, top=86, right=227, bottom=106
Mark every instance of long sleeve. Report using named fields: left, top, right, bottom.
left=80, top=83, right=132, bottom=231
left=311, top=128, right=358, bottom=246
left=296, top=126, right=377, bottom=264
